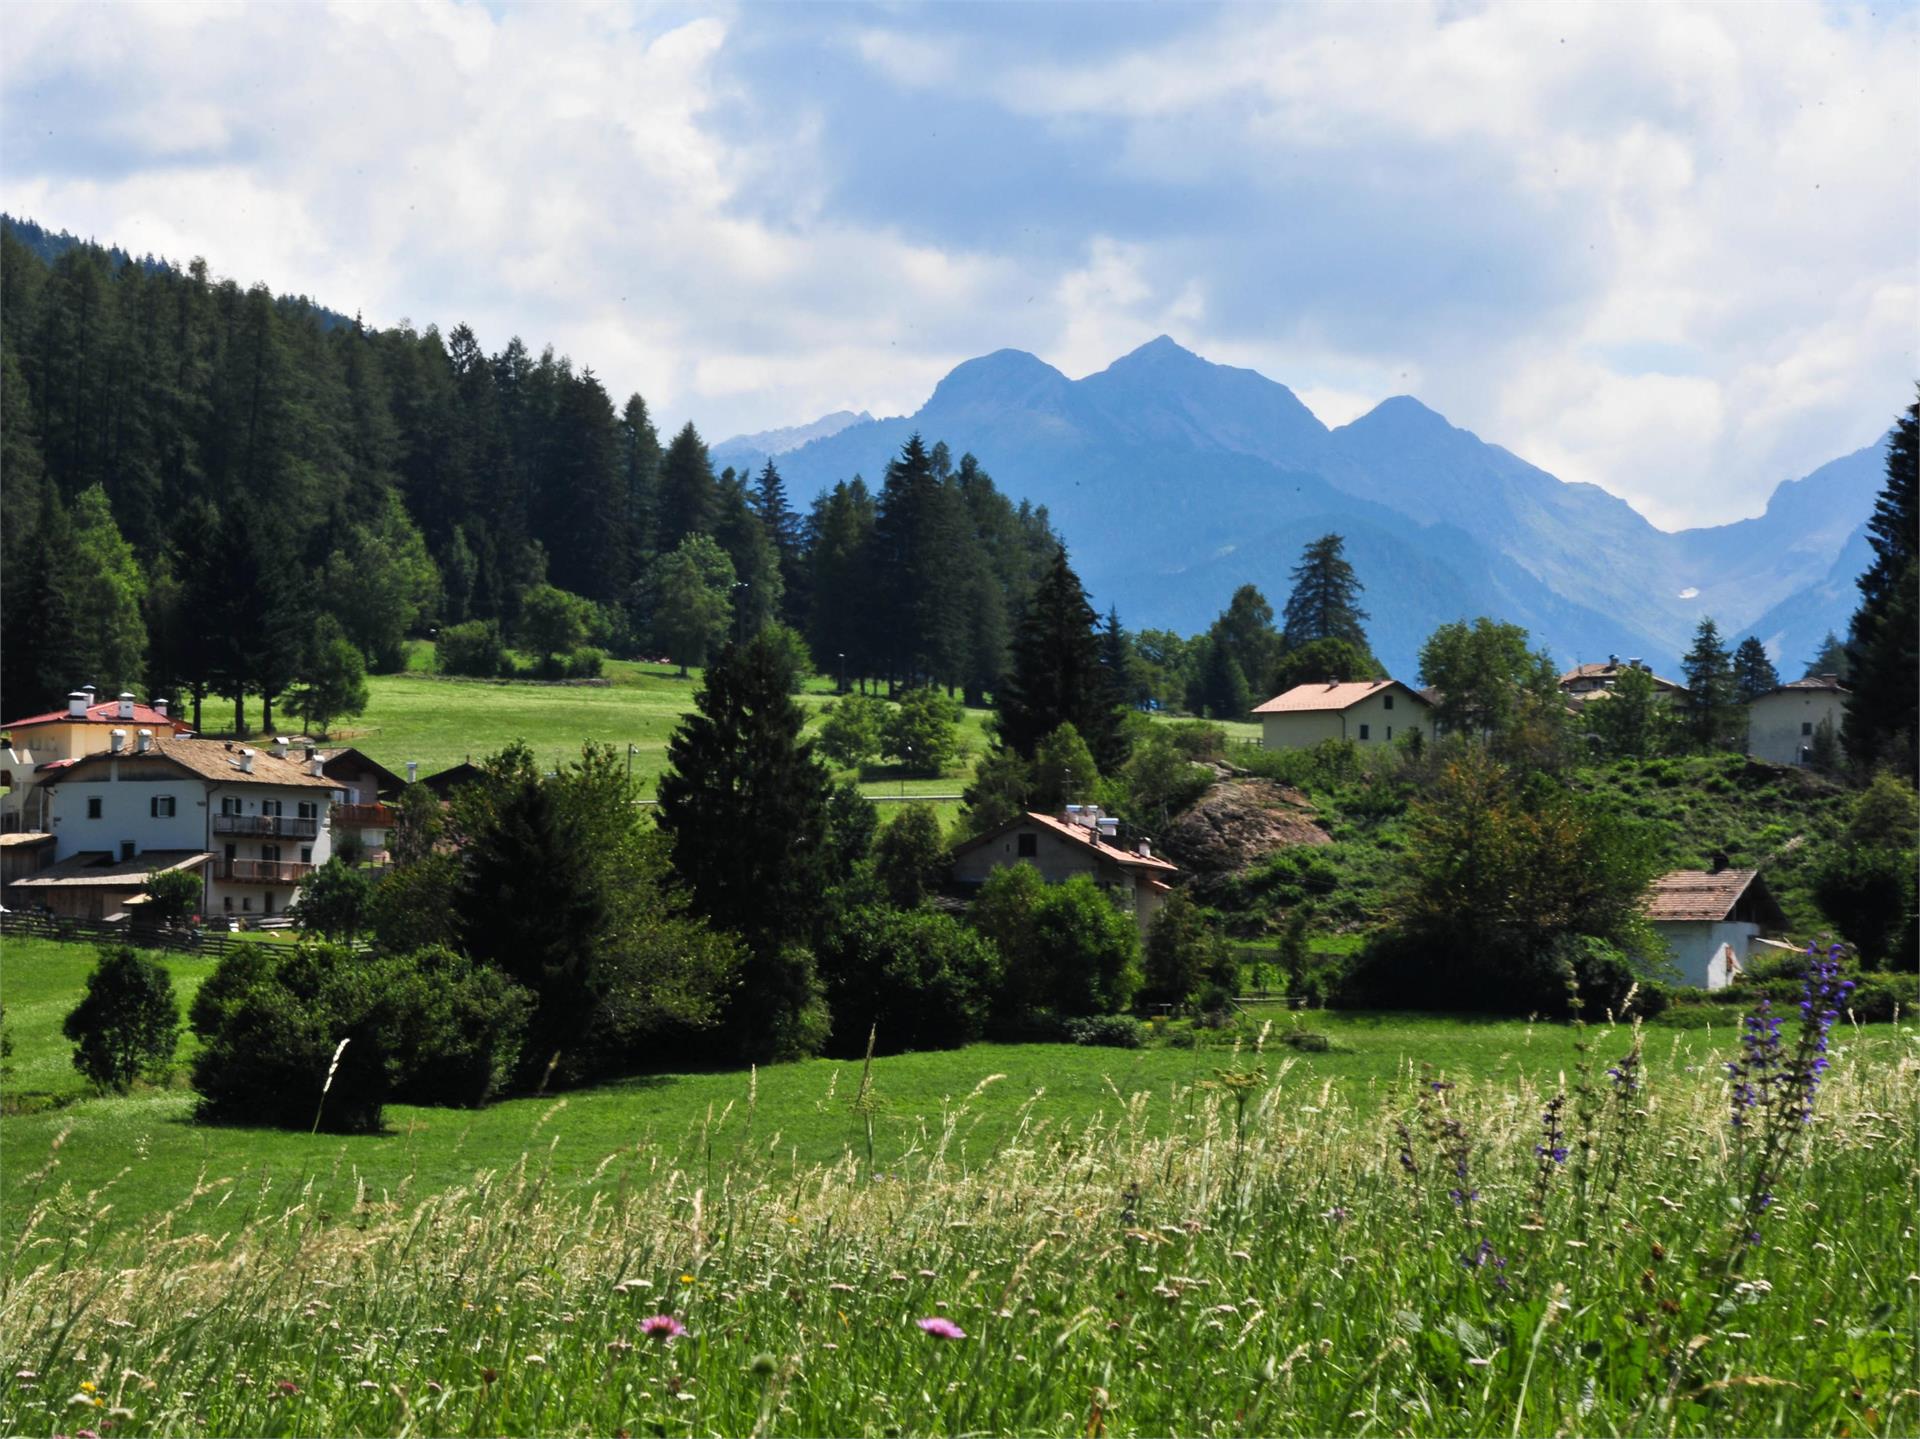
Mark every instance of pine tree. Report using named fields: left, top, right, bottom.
left=1731, top=636, right=1781, bottom=703
left=656, top=632, right=839, bottom=1059
left=1805, top=630, right=1851, bottom=681
left=995, top=546, right=1129, bottom=772
left=1679, top=616, right=1738, bottom=752
left=619, top=393, right=662, bottom=578
left=1199, top=632, right=1253, bottom=720
left=65, top=485, right=148, bottom=696
left=712, top=471, right=783, bottom=640
left=751, top=458, right=806, bottom=623
left=1282, top=534, right=1369, bottom=649
left=655, top=421, right=718, bottom=550
left=1842, top=392, right=1919, bottom=776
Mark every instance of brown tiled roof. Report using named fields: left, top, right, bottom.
left=950, top=811, right=1181, bottom=875
left=1558, top=661, right=1687, bottom=693
left=12, top=849, right=211, bottom=888
left=0, top=832, right=54, bottom=848
left=1643, top=868, right=1775, bottom=923
left=1252, top=680, right=1428, bottom=714
left=1764, top=674, right=1850, bottom=696
left=52, top=736, right=338, bottom=789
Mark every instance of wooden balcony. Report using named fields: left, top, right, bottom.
left=216, top=859, right=315, bottom=884
left=213, top=814, right=319, bottom=839
left=332, top=802, right=395, bottom=828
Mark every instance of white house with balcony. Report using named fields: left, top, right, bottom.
left=20, top=730, right=339, bottom=920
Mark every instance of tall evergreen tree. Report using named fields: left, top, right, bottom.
left=1215, top=584, right=1281, bottom=698
left=655, top=421, right=717, bottom=551
left=1679, top=617, right=1738, bottom=752
left=1282, top=534, right=1369, bottom=649
left=1731, top=635, right=1781, bottom=702
left=619, top=393, right=662, bottom=578
left=995, top=546, right=1129, bottom=772
left=806, top=478, right=879, bottom=690
left=1805, top=630, right=1851, bottom=680
left=1843, top=393, right=1919, bottom=776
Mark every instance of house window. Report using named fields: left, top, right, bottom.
left=223, top=895, right=233, bottom=912
left=120, top=841, right=135, bottom=861
left=87, top=796, right=103, bottom=819
left=300, top=846, right=313, bottom=864
left=1, top=770, right=11, bottom=787
left=263, top=893, right=273, bottom=914
left=1383, top=694, right=1395, bottom=710
left=242, top=897, right=251, bottom=912
left=261, top=844, right=281, bottom=863
left=1017, top=832, right=1038, bottom=858
left=261, top=799, right=283, bottom=818
left=1801, top=721, right=1813, bottom=736
left=150, top=795, right=176, bottom=818
left=297, top=800, right=317, bottom=820
left=221, top=796, right=242, bottom=816
left=1358, top=723, right=1371, bottom=740
left=1386, top=726, right=1393, bottom=740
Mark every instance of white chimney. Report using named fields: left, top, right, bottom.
left=237, top=748, right=254, bottom=774
left=153, top=697, right=169, bottom=720
left=406, top=761, right=418, bottom=783
left=271, top=736, right=288, bottom=759
left=308, top=757, right=326, bottom=777
left=67, top=691, right=87, bottom=718
left=109, top=728, right=127, bottom=753
left=118, top=692, right=135, bottom=720
left=135, top=728, right=153, bottom=754
left=1137, top=839, right=1152, bottom=859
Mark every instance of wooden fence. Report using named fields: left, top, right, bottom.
left=1, top=910, right=316, bottom=961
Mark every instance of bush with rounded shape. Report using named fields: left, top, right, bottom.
left=873, top=803, right=948, bottom=908
left=816, top=695, right=887, bottom=772
left=141, top=866, right=202, bottom=926
left=1065, top=1014, right=1146, bottom=1048
left=64, top=946, right=180, bottom=1092
left=289, top=858, right=373, bottom=939
left=882, top=687, right=962, bottom=775
left=820, top=906, right=1003, bottom=1055
left=438, top=619, right=508, bottom=677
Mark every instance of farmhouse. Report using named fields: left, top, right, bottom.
left=1, top=689, right=191, bottom=833
left=1746, top=674, right=1848, bottom=766
left=950, top=804, right=1180, bottom=934
left=317, top=746, right=406, bottom=862
left=1252, top=679, right=1431, bottom=750
left=1558, top=657, right=1688, bottom=708
left=18, top=732, right=339, bottom=921
left=1642, top=862, right=1787, bottom=990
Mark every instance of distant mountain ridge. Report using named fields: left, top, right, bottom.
left=731, top=336, right=1886, bottom=678
left=710, top=409, right=875, bottom=473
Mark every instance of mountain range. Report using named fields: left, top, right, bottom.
left=719, top=336, right=1887, bottom=680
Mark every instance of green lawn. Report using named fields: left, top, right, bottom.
left=7, top=937, right=1910, bottom=1248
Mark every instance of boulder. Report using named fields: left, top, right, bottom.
left=1159, top=779, right=1331, bottom=874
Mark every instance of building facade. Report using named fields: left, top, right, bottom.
left=1643, top=865, right=1787, bottom=990
left=1253, top=680, right=1431, bottom=750
left=1746, top=675, right=1848, bottom=766
left=949, top=806, right=1180, bottom=935
left=2, top=690, right=191, bottom=832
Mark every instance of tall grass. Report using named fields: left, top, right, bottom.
left=1, top=1015, right=1913, bottom=1437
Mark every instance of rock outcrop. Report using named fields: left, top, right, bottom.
left=1159, top=778, right=1331, bottom=875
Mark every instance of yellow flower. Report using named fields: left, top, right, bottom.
left=680, top=1274, right=695, bottom=1285
left=80, top=1382, right=97, bottom=1394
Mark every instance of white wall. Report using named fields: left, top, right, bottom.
left=1260, top=689, right=1429, bottom=750
left=1653, top=919, right=1757, bottom=989
left=1746, top=690, right=1846, bottom=765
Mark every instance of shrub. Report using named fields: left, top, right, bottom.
left=1141, top=889, right=1227, bottom=1013
left=816, top=695, right=888, bottom=771
left=141, top=866, right=201, bottom=926
left=564, top=646, right=606, bottom=679
left=289, top=858, right=374, bottom=939
left=974, top=868, right=1141, bottom=1023
left=191, top=941, right=534, bottom=1130
left=63, top=946, right=180, bottom=1092
left=1065, top=1014, right=1146, bottom=1048
left=1811, top=843, right=1916, bottom=967
left=438, top=619, right=508, bottom=677
left=873, top=803, right=948, bottom=908
left=820, top=906, right=1003, bottom=1055
left=882, top=686, right=962, bottom=775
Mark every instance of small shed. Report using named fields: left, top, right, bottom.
left=1643, top=863, right=1787, bottom=990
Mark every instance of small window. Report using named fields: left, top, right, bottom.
left=261, top=844, right=281, bottom=863
left=1801, top=721, right=1813, bottom=736
left=1358, top=723, right=1371, bottom=740
left=263, top=893, right=273, bottom=914
left=150, top=795, right=176, bottom=818
left=1017, top=832, right=1038, bottom=858
left=242, top=897, right=251, bottom=912
left=300, top=846, right=313, bottom=864
left=1386, top=725, right=1393, bottom=740
left=297, top=800, right=317, bottom=820
left=223, top=895, right=233, bottom=912
left=261, top=799, right=283, bottom=818
left=1383, top=694, right=1395, bottom=710
left=87, top=796, right=102, bottom=819
left=120, top=841, right=135, bottom=861
left=1, top=770, right=11, bottom=787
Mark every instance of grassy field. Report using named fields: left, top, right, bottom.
left=2, top=936, right=1913, bottom=1435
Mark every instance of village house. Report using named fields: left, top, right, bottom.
left=1642, top=861, right=1787, bottom=990
left=949, top=804, right=1180, bottom=935
left=13, top=732, right=339, bottom=921
left=316, top=746, right=406, bottom=863
left=1252, top=679, right=1431, bottom=750
left=2, top=689, right=192, bottom=833
left=1557, top=656, right=1688, bottom=709
left=1746, top=674, right=1848, bottom=766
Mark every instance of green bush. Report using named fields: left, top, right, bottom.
left=191, top=941, right=533, bottom=1131
left=565, top=646, right=606, bottom=678
left=1066, top=1014, right=1147, bottom=1048
left=820, top=906, right=1003, bottom=1055
left=141, top=867, right=202, bottom=925
left=63, top=946, right=180, bottom=1092
left=438, top=619, right=508, bottom=677
left=973, top=868, right=1141, bottom=1023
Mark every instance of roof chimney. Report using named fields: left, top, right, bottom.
left=67, top=691, right=87, bottom=718
left=237, top=748, right=254, bottom=774
left=308, top=757, right=326, bottom=777
left=109, top=728, right=127, bottom=753
left=135, top=728, right=153, bottom=754
left=1709, top=850, right=1730, bottom=874
left=152, top=697, right=169, bottom=719
left=118, top=692, right=135, bottom=720
left=406, top=761, right=418, bottom=783
left=270, top=736, right=288, bottom=759
left=82, top=684, right=96, bottom=700
left=1137, top=839, right=1152, bottom=859
left=304, top=743, right=317, bottom=760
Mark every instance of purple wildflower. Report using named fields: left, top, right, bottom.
left=916, top=1316, right=966, bottom=1340
left=639, top=1315, right=687, bottom=1342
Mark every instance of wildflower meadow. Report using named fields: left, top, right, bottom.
left=1, top=955, right=1915, bottom=1437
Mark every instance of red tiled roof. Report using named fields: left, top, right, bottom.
left=1252, top=680, right=1427, bottom=715
left=2, top=699, right=191, bottom=733
left=52, top=735, right=337, bottom=789
left=951, top=810, right=1181, bottom=875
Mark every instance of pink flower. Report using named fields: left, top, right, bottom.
left=916, top=1317, right=966, bottom=1340
left=639, top=1315, right=687, bottom=1342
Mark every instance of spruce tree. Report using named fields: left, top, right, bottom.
left=1731, top=636, right=1781, bottom=702
left=1805, top=630, right=1851, bottom=680
left=995, top=546, right=1128, bottom=772
left=1282, top=534, right=1369, bottom=649
left=655, top=421, right=718, bottom=550
left=1842, top=393, right=1918, bottom=776
left=1679, top=616, right=1738, bottom=752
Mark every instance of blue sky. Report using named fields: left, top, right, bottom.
left=3, top=0, right=1914, bottom=528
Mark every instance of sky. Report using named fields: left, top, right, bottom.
left=2, top=0, right=1914, bottom=530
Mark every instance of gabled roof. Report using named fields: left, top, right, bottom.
left=1253, top=679, right=1429, bottom=715
left=2, top=698, right=191, bottom=734
left=422, top=761, right=486, bottom=796
left=50, top=736, right=337, bottom=789
left=950, top=810, right=1180, bottom=875
left=1558, top=661, right=1688, bottom=694
left=319, top=748, right=408, bottom=793
left=1758, top=674, right=1850, bottom=698
left=1643, top=867, right=1787, bottom=927
left=10, top=849, right=212, bottom=889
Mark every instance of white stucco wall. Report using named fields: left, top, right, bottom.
left=1746, top=690, right=1846, bottom=766
left=1652, top=919, right=1757, bottom=989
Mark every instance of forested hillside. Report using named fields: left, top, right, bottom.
left=0, top=222, right=1058, bottom=728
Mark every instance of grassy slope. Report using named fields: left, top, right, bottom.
left=0, top=937, right=1810, bottom=1243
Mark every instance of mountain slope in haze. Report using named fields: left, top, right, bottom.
left=710, top=408, right=874, bottom=472
left=748, top=337, right=1882, bottom=680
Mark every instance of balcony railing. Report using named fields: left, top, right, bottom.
left=332, top=802, right=395, bottom=828
left=216, top=859, right=315, bottom=884
left=213, top=814, right=319, bottom=839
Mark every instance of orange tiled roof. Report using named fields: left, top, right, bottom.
left=1253, top=680, right=1425, bottom=715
